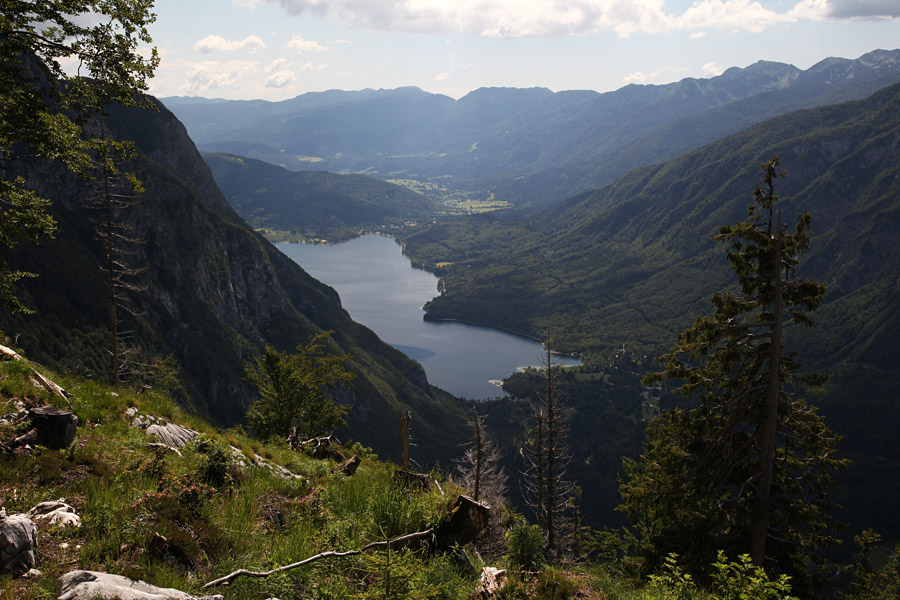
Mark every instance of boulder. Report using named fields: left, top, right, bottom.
left=0, top=510, right=38, bottom=577
left=25, top=499, right=81, bottom=529
left=57, top=570, right=224, bottom=600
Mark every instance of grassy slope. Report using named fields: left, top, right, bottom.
left=3, top=352, right=828, bottom=599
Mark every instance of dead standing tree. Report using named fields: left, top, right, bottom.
left=455, top=407, right=509, bottom=557
left=83, top=124, right=146, bottom=386
left=521, top=328, right=573, bottom=559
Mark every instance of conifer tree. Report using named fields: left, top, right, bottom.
left=620, top=158, right=847, bottom=591
left=246, top=332, right=354, bottom=441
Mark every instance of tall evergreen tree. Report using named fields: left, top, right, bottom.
left=619, top=158, right=847, bottom=591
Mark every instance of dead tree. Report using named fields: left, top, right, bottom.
left=83, top=124, right=146, bottom=386
left=521, top=327, right=573, bottom=559
left=455, top=407, right=509, bottom=557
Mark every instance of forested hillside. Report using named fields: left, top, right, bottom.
left=204, top=152, right=438, bottom=242
left=0, top=98, right=470, bottom=465
left=402, top=81, right=900, bottom=540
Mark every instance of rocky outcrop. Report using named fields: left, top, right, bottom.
left=57, top=570, right=223, bottom=600
left=0, top=509, right=38, bottom=577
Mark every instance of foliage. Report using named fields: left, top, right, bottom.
left=841, top=530, right=900, bottom=600
left=245, top=332, right=354, bottom=441
left=619, top=159, right=847, bottom=592
left=709, top=552, right=797, bottom=600
left=0, top=0, right=158, bottom=312
left=507, top=516, right=546, bottom=572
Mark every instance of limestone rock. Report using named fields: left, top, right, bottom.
left=145, top=422, right=198, bottom=448
left=57, top=570, right=224, bottom=600
left=26, top=499, right=81, bottom=529
left=0, top=513, right=38, bottom=577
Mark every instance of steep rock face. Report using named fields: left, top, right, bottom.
left=2, top=99, right=468, bottom=463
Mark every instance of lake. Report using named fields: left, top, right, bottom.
left=277, top=234, right=579, bottom=399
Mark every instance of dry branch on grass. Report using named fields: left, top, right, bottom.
left=204, top=527, right=436, bottom=588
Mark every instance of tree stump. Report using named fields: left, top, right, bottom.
left=433, top=495, right=490, bottom=553
left=12, top=407, right=78, bottom=450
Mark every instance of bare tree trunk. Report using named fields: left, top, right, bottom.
left=751, top=211, right=783, bottom=566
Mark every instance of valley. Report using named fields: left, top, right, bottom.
left=5, top=11, right=900, bottom=594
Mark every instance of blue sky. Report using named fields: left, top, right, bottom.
left=146, top=0, right=900, bottom=100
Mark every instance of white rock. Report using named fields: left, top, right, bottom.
left=57, top=571, right=224, bottom=600
left=26, top=499, right=81, bottom=529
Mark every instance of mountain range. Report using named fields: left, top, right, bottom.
left=164, top=49, right=900, bottom=207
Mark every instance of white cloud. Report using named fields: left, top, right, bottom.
left=265, top=58, right=293, bottom=73
left=193, top=34, right=266, bottom=54
left=300, top=61, right=328, bottom=71
left=702, top=61, right=724, bottom=76
left=677, top=0, right=791, bottom=33
left=623, top=71, right=649, bottom=84
left=182, top=61, right=260, bottom=94
left=286, top=35, right=329, bottom=53
left=435, top=52, right=468, bottom=82
left=331, top=38, right=353, bottom=44
left=265, top=70, right=296, bottom=87
left=791, top=0, right=900, bottom=20
left=689, top=31, right=707, bottom=38
left=237, top=0, right=873, bottom=37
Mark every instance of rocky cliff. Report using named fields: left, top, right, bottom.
left=1, top=99, right=468, bottom=464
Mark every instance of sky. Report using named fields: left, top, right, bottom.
left=145, top=0, right=900, bottom=101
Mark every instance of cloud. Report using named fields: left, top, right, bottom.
left=300, top=61, right=328, bottom=71
left=266, top=58, right=293, bottom=73
left=265, top=70, right=296, bottom=87
left=435, top=52, right=467, bottom=82
left=623, top=71, right=649, bottom=84
left=237, top=0, right=894, bottom=37
left=702, top=61, right=724, bottom=76
left=689, top=31, right=707, bottom=38
left=286, top=35, right=329, bottom=53
left=677, top=0, right=791, bottom=33
left=791, top=0, right=900, bottom=19
left=193, top=34, right=266, bottom=54
left=182, top=61, right=260, bottom=94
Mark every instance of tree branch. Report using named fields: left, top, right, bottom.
left=204, top=527, right=435, bottom=588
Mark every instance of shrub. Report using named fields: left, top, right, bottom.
left=507, top=517, right=545, bottom=572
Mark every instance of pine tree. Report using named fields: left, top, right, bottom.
left=620, top=158, right=847, bottom=591
left=246, top=332, right=354, bottom=441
